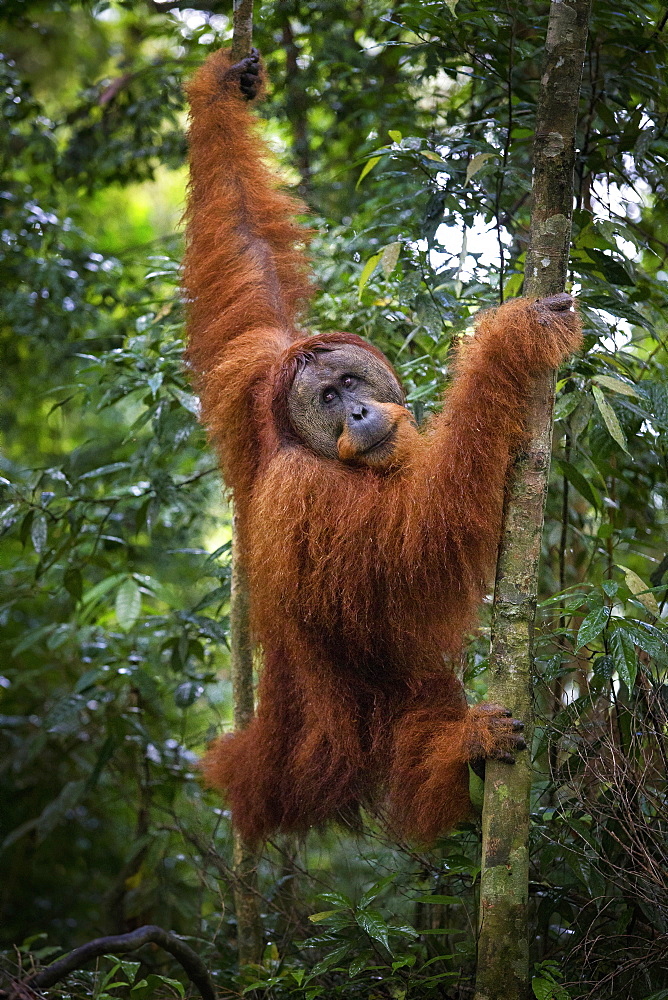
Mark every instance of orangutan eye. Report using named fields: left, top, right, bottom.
left=322, top=387, right=338, bottom=404
left=341, top=375, right=356, bottom=388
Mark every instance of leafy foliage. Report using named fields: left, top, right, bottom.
left=1, top=1, right=668, bottom=998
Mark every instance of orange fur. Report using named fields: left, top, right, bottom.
left=185, top=49, right=583, bottom=844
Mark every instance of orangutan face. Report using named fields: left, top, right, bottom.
left=287, top=345, right=411, bottom=467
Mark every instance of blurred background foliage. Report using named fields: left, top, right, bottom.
left=1, top=1, right=668, bottom=998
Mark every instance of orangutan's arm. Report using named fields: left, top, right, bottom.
left=183, top=48, right=312, bottom=378
left=422, top=294, right=582, bottom=580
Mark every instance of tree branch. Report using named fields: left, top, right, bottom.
left=26, top=925, right=216, bottom=1000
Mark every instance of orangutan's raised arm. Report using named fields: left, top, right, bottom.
left=417, top=294, right=582, bottom=588
left=183, top=48, right=312, bottom=378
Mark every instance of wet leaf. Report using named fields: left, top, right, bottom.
left=381, top=241, right=401, bottom=277
left=466, top=151, right=493, bottom=183
left=356, top=908, right=391, bottom=951
left=592, top=386, right=629, bottom=453
left=575, top=606, right=609, bottom=650
left=30, top=513, right=47, bottom=554
left=592, top=375, right=637, bottom=397
left=115, top=578, right=141, bottom=631
left=554, top=459, right=601, bottom=510
left=356, top=155, right=383, bottom=189
left=620, top=567, right=660, bottom=616
left=358, top=252, right=382, bottom=299
left=609, top=629, right=637, bottom=689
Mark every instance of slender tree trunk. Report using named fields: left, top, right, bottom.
left=229, top=1, right=264, bottom=964
left=230, top=0, right=254, bottom=59
left=474, top=3, right=592, bottom=999
left=229, top=521, right=264, bottom=964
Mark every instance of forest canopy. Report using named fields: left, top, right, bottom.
left=1, top=2, right=667, bottom=999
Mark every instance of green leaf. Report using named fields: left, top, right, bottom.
left=171, top=387, right=200, bottom=415
left=81, top=573, right=127, bottom=607
left=358, top=252, right=382, bottom=299
left=620, top=567, right=660, bottom=616
left=79, top=462, right=132, bottom=480
left=592, top=375, right=637, bottom=397
left=581, top=247, right=635, bottom=286
left=174, top=680, right=203, bottom=708
left=388, top=130, right=402, bottom=143
left=358, top=874, right=398, bottom=909
left=465, top=151, right=493, bottom=183
left=532, top=977, right=569, bottom=1000
left=609, top=628, right=637, bottom=689
left=532, top=978, right=551, bottom=1000
left=115, top=578, right=141, bottom=631
left=575, top=606, right=609, bottom=650
left=553, top=392, right=581, bottom=421
left=381, top=242, right=401, bottom=277
left=75, top=667, right=104, bottom=694
left=309, top=910, right=338, bottom=923
left=421, top=954, right=455, bottom=971
left=570, top=395, right=593, bottom=439
left=614, top=619, right=668, bottom=663
left=592, top=386, right=629, bottom=453
left=554, top=460, right=601, bottom=511
left=316, top=890, right=352, bottom=908
left=132, top=974, right=184, bottom=999
left=356, top=908, right=391, bottom=951
left=392, top=956, right=417, bottom=971
left=356, top=155, right=383, bottom=189
left=309, top=945, right=350, bottom=977
left=349, top=955, right=368, bottom=977
left=422, top=150, right=447, bottom=164
left=30, top=513, right=47, bottom=554
left=592, top=655, right=614, bottom=681
left=147, top=372, right=163, bottom=396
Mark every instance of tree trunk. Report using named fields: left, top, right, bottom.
left=229, top=521, right=264, bottom=965
left=474, top=3, right=592, bottom=999
left=230, top=0, right=254, bottom=60
left=228, top=4, right=264, bottom=966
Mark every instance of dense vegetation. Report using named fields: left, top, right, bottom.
left=1, top=2, right=667, bottom=998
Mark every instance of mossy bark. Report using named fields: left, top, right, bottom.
left=230, top=0, right=254, bottom=60
left=474, top=3, right=592, bottom=998
left=230, top=521, right=264, bottom=965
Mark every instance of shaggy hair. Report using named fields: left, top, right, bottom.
left=184, top=48, right=582, bottom=844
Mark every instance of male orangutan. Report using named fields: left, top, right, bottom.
left=184, top=48, right=582, bottom=844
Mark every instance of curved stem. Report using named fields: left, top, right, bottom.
left=27, top=925, right=215, bottom=1000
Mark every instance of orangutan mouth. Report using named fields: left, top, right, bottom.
left=359, top=425, right=397, bottom=456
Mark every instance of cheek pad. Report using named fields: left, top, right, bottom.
left=287, top=382, right=342, bottom=459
